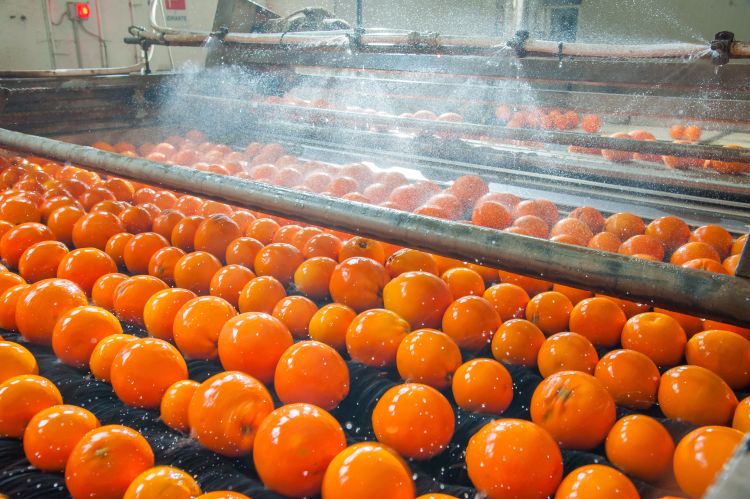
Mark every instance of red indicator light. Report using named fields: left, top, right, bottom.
left=76, top=3, right=90, bottom=20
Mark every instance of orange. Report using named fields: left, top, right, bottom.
left=497, top=270, right=552, bottom=296
left=23, top=404, right=100, bottom=472
left=308, top=303, right=356, bottom=351
left=619, top=234, right=665, bottom=260
left=110, top=337, right=188, bottom=408
left=346, top=309, right=411, bottom=368
left=471, top=201, right=512, bottom=229
left=171, top=215, right=204, bottom=252
left=551, top=283, right=593, bottom=305
left=594, top=349, right=660, bottom=409
left=621, top=312, right=687, bottom=366
left=658, top=365, right=738, bottom=426
left=18, top=240, right=69, bottom=283
left=483, top=283, right=530, bottom=320
left=225, top=236, right=263, bottom=269
left=512, top=199, right=559, bottom=227
left=271, top=295, right=318, bottom=339
left=90, top=272, right=127, bottom=311
left=530, top=371, right=616, bottom=450
left=123, top=466, right=201, bottom=499
left=120, top=205, right=153, bottom=234
left=601, top=132, right=635, bottom=162
left=447, top=175, right=488, bottom=209
left=0, top=283, right=28, bottom=331
left=245, top=218, right=280, bottom=245
left=210, top=264, right=256, bottom=308
left=555, top=465, right=639, bottom=499
left=383, top=271, right=453, bottom=329
left=372, top=383, right=454, bottom=460
left=466, top=418, right=563, bottom=499
left=525, top=291, right=573, bottom=335
left=703, top=319, right=750, bottom=340
left=441, top=267, right=485, bottom=299
left=654, top=307, right=704, bottom=338
left=568, top=296, right=627, bottom=347
left=196, top=491, right=251, bottom=498
left=237, top=275, right=286, bottom=314
left=0, top=340, right=37, bottom=382
left=441, top=296, right=501, bottom=351
left=188, top=371, right=274, bottom=456
left=452, top=358, right=513, bottom=415
left=142, top=288, right=195, bottom=341
left=159, top=379, right=199, bottom=433
left=673, top=426, right=743, bottom=498
left=104, top=232, right=134, bottom=267
left=122, top=232, right=169, bottom=275
left=17, top=278, right=88, bottom=345
left=217, top=312, right=293, bottom=383
left=173, top=250, right=222, bottom=295
left=396, top=329, right=462, bottom=389
left=733, top=396, right=750, bottom=432
left=0, top=272, right=25, bottom=296
left=65, top=425, right=154, bottom=499
left=569, top=206, right=605, bottom=233
left=588, top=231, right=621, bottom=252
left=597, top=294, right=650, bottom=318
left=724, top=254, right=739, bottom=275
left=339, top=236, right=386, bottom=264
left=605, top=415, right=674, bottom=482
left=549, top=218, right=593, bottom=245
left=491, top=318, right=545, bottom=368
left=293, top=256, right=336, bottom=300
left=1, top=222, right=55, bottom=269
left=57, top=247, right=117, bottom=296
left=152, top=210, right=185, bottom=242
left=254, top=403, right=346, bottom=497
left=0, top=374, right=63, bottom=437
left=604, top=212, right=645, bottom=240
left=645, top=216, right=691, bottom=253
left=670, top=241, right=721, bottom=265
left=113, top=275, right=168, bottom=327
left=274, top=341, right=349, bottom=410
left=0, top=194, right=41, bottom=224
left=303, top=232, right=342, bottom=260
left=686, top=329, right=750, bottom=389
left=321, top=442, right=414, bottom=499
left=52, top=305, right=122, bottom=368
left=173, top=296, right=237, bottom=360
left=71, top=211, right=125, bottom=250
left=329, top=257, right=389, bottom=312
left=512, top=214, right=549, bottom=238
left=732, top=234, right=747, bottom=255
left=690, top=224, right=733, bottom=259
left=254, top=242, right=304, bottom=285
left=537, top=332, right=599, bottom=377
left=147, top=246, right=185, bottom=285
left=89, top=334, right=137, bottom=382
left=193, top=213, right=241, bottom=261
left=385, top=249, right=438, bottom=277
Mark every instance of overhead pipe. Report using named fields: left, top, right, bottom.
left=0, top=127, right=748, bottom=326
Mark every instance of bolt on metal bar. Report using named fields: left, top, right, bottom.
left=0, top=127, right=748, bottom=326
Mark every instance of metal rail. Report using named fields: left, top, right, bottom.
left=0, top=127, right=748, bottom=326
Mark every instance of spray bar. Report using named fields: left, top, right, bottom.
left=0, top=127, right=747, bottom=325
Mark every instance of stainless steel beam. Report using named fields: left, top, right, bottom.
left=0, top=127, right=748, bottom=326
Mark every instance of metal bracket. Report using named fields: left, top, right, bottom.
left=211, top=26, right=229, bottom=41
left=711, top=31, right=735, bottom=65
left=508, top=30, right=530, bottom=58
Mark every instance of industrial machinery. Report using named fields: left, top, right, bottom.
left=0, top=0, right=749, bottom=497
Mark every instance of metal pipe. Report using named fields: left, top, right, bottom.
left=356, top=0, right=363, bottom=31
left=0, top=127, right=748, bottom=326
left=186, top=95, right=750, bottom=164
left=41, top=0, right=58, bottom=70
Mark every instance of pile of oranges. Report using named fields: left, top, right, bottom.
left=0, top=131, right=748, bottom=499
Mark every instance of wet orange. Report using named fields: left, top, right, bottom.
left=89, top=334, right=137, bottom=382
left=0, top=374, right=63, bottom=437
left=170, top=215, right=205, bottom=252
left=555, top=465, right=639, bottom=499
left=225, top=236, right=263, bottom=269
left=442, top=296, right=501, bottom=352
left=645, top=216, right=691, bottom=253
left=686, top=329, right=750, bottom=389
left=673, top=426, right=743, bottom=498
left=113, top=275, right=168, bottom=327
left=452, top=358, right=513, bottom=415
left=594, top=349, right=660, bottom=409
left=254, top=242, right=304, bottom=285
left=604, top=212, right=645, bottom=240
left=690, top=224, right=733, bottom=259
left=483, top=283, right=530, bottom=321
left=383, top=271, right=453, bottom=329
left=71, top=211, right=125, bottom=250
left=329, top=257, right=389, bottom=312
left=466, top=418, right=563, bottom=499
left=670, top=241, right=721, bottom=265
left=90, top=272, right=127, bottom=311
left=621, top=312, right=687, bottom=366
left=346, top=308, right=411, bottom=367
left=0, top=340, right=37, bottom=382
left=173, top=296, right=237, bottom=360
left=308, top=303, right=357, bottom=351
left=569, top=206, right=606, bottom=233
left=292, top=256, right=336, bottom=300
left=16, top=278, right=88, bottom=345
left=123, top=466, right=202, bottom=499
left=530, top=371, right=616, bottom=450
left=188, top=371, right=274, bottom=456
left=1, top=222, right=55, bottom=269
left=496, top=270, right=552, bottom=296
left=588, top=231, right=621, bottom=252
left=52, top=305, right=122, bottom=368
left=525, top=291, right=573, bottom=336
left=210, top=264, right=256, bottom=308
left=159, top=379, right=200, bottom=433
left=537, top=332, right=599, bottom=378
left=568, top=296, right=627, bottom=347
left=658, top=365, right=737, bottom=426
left=194, top=214, right=242, bottom=261
left=372, top=383, right=455, bottom=460
left=396, top=329, right=462, bottom=389
left=173, top=251, right=222, bottom=295
left=605, top=415, right=674, bottom=482
left=57, top=247, right=117, bottom=296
